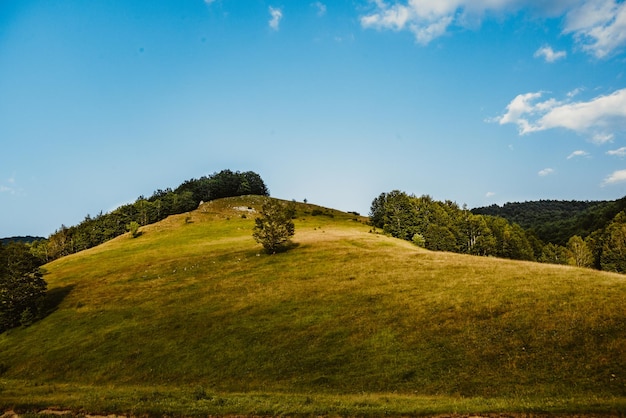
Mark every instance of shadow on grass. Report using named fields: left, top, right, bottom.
left=41, top=284, right=74, bottom=317
left=264, top=241, right=301, bottom=255
left=0, top=285, right=74, bottom=336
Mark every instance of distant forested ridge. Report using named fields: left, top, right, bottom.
left=30, top=170, right=269, bottom=262
left=373, top=191, right=626, bottom=273
left=0, top=236, right=45, bottom=245
left=472, top=197, right=626, bottom=246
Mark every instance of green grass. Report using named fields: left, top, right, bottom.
left=1, top=196, right=625, bottom=416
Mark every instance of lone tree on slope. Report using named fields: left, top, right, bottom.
left=252, top=199, right=295, bottom=254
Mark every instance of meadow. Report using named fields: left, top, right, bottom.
left=1, top=196, right=625, bottom=416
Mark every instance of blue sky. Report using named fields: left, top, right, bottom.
left=2, top=0, right=626, bottom=237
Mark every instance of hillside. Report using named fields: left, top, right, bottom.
left=1, top=196, right=626, bottom=416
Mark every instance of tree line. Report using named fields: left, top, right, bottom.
left=30, top=170, right=269, bottom=262
left=472, top=197, right=626, bottom=246
left=370, top=190, right=626, bottom=273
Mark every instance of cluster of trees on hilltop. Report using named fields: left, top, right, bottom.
left=31, top=170, right=269, bottom=262
left=373, top=191, right=626, bottom=273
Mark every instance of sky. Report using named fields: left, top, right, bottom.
left=1, top=0, right=626, bottom=238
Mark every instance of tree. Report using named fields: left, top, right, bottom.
left=252, top=199, right=295, bottom=253
left=566, top=235, right=593, bottom=268
left=539, top=243, right=569, bottom=265
left=0, top=242, right=47, bottom=332
left=424, top=224, right=458, bottom=252
left=127, top=221, right=141, bottom=238
left=600, top=211, right=626, bottom=273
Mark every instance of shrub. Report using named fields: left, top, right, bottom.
left=252, top=199, right=295, bottom=254
left=127, top=221, right=141, bottom=238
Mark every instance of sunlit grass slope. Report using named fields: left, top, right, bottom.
left=1, top=196, right=626, bottom=415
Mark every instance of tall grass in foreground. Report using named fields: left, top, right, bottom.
left=1, top=196, right=625, bottom=416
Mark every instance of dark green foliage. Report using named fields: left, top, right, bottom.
left=539, top=243, right=570, bottom=265
left=41, top=170, right=269, bottom=261
left=483, top=216, right=535, bottom=261
left=175, top=170, right=269, bottom=203
left=252, top=199, right=295, bottom=253
left=0, top=242, right=47, bottom=332
left=370, top=191, right=421, bottom=241
left=424, top=224, right=457, bottom=252
left=0, top=236, right=45, bottom=245
left=473, top=198, right=626, bottom=272
left=369, top=191, right=535, bottom=261
left=311, top=209, right=334, bottom=218
left=472, top=197, right=626, bottom=246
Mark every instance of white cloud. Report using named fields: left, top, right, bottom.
left=494, top=88, right=626, bottom=141
left=269, top=6, right=283, bottom=31
left=485, top=191, right=496, bottom=198
left=567, top=87, right=584, bottom=98
left=312, top=1, right=327, bottom=16
left=494, top=91, right=544, bottom=133
left=602, top=169, right=626, bottom=185
left=607, top=147, right=626, bottom=157
left=203, top=0, right=217, bottom=4
left=591, top=133, right=615, bottom=143
left=539, top=168, right=555, bottom=176
left=360, top=0, right=626, bottom=57
left=0, top=185, right=13, bottom=194
left=567, top=150, right=589, bottom=159
left=563, top=0, right=626, bottom=58
left=534, top=45, right=567, bottom=62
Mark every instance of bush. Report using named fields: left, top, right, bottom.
left=127, top=221, right=141, bottom=238
left=252, top=199, right=295, bottom=254
left=412, top=233, right=426, bottom=247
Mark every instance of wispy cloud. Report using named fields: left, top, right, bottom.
left=567, top=150, right=589, bottom=159
left=312, top=1, right=326, bottom=17
left=539, top=168, right=555, bottom=176
left=493, top=88, right=626, bottom=142
left=602, top=169, right=626, bottom=185
left=607, top=147, right=626, bottom=157
left=485, top=191, right=496, bottom=198
left=563, top=0, right=626, bottom=58
left=360, top=0, right=626, bottom=58
left=534, top=45, right=567, bottom=62
left=269, top=6, right=283, bottom=31
left=592, top=133, right=615, bottom=143
left=1, top=176, right=17, bottom=195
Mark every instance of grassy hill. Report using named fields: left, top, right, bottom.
left=1, top=196, right=626, bottom=416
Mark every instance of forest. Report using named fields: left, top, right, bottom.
left=472, top=197, right=626, bottom=246
left=371, top=191, right=626, bottom=273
